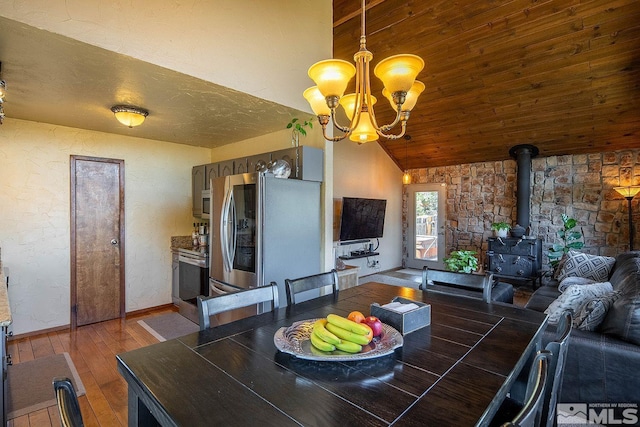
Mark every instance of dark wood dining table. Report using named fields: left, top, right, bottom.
left=117, top=282, right=548, bottom=426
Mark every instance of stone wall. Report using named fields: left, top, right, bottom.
left=404, top=149, right=640, bottom=271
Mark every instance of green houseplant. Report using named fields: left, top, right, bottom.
left=286, top=117, right=314, bottom=147
left=491, top=222, right=511, bottom=237
left=444, top=250, right=479, bottom=273
left=548, top=213, right=584, bottom=270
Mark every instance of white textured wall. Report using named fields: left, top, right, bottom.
left=333, top=141, right=403, bottom=276
left=0, top=0, right=331, bottom=112
left=0, top=119, right=210, bottom=335
left=0, top=1, right=335, bottom=334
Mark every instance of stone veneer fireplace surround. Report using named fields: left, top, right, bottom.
left=402, top=148, right=639, bottom=270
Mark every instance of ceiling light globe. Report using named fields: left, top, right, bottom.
left=111, top=105, right=148, bottom=128
left=374, top=54, right=424, bottom=93
left=308, top=59, right=356, bottom=99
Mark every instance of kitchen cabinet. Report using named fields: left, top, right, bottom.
left=271, top=146, right=323, bottom=181
left=192, top=147, right=324, bottom=218
left=235, top=158, right=248, bottom=174
left=247, top=153, right=272, bottom=173
left=205, top=163, right=220, bottom=190
left=219, top=160, right=235, bottom=177
left=191, top=165, right=206, bottom=217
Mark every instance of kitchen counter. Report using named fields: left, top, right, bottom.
left=170, top=235, right=193, bottom=251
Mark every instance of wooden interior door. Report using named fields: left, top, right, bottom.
left=70, top=156, right=125, bottom=328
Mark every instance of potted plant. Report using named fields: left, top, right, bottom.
left=286, top=117, right=314, bottom=147
left=548, top=213, right=584, bottom=271
left=491, top=222, right=511, bottom=237
left=443, top=250, right=479, bottom=274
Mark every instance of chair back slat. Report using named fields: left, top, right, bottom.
left=53, top=377, right=84, bottom=427
left=197, top=282, right=279, bottom=330
left=285, top=270, right=338, bottom=305
left=503, top=351, right=549, bottom=427
left=541, top=310, right=573, bottom=427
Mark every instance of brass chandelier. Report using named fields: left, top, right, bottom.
left=303, top=0, right=425, bottom=143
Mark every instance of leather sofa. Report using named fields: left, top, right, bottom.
left=525, top=251, right=640, bottom=404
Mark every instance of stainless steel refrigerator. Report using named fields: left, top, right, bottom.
left=209, top=172, right=321, bottom=307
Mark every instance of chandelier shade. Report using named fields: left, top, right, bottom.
left=339, top=93, right=377, bottom=120
left=383, top=80, right=425, bottom=112
left=340, top=93, right=378, bottom=143
left=374, top=54, right=424, bottom=94
left=303, top=0, right=424, bottom=144
left=303, top=87, right=331, bottom=116
left=111, top=105, right=148, bottom=128
left=307, top=59, right=356, bottom=99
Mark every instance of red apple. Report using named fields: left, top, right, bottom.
left=363, top=316, right=383, bottom=337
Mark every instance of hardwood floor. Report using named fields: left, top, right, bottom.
left=7, top=305, right=177, bottom=427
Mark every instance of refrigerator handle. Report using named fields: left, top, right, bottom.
left=221, top=184, right=233, bottom=272
left=229, top=190, right=237, bottom=269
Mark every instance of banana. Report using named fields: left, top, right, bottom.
left=325, top=322, right=371, bottom=346
left=310, top=330, right=336, bottom=352
left=334, top=339, right=362, bottom=353
left=310, top=343, right=333, bottom=357
left=313, top=319, right=341, bottom=346
left=326, top=313, right=371, bottom=336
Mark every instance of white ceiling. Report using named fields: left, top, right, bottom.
left=0, top=16, right=307, bottom=148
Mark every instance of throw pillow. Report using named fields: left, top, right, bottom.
left=558, top=276, right=596, bottom=293
left=556, top=250, right=615, bottom=282
left=573, top=291, right=620, bottom=331
left=544, top=281, right=614, bottom=324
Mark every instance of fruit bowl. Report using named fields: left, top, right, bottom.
left=273, top=318, right=403, bottom=361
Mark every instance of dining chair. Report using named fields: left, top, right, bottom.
left=197, top=282, right=279, bottom=330
left=493, top=310, right=573, bottom=427
left=285, top=269, right=339, bottom=305
left=501, top=351, right=550, bottom=427
left=540, top=310, right=573, bottom=427
left=53, top=377, right=84, bottom=427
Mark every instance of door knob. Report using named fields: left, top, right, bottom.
left=111, top=239, right=118, bottom=245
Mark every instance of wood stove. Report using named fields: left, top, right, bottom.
left=487, top=236, right=543, bottom=285
left=486, top=144, right=543, bottom=287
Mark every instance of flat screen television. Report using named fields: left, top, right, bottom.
left=339, top=197, right=387, bottom=242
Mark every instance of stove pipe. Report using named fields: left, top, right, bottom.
left=509, top=144, right=539, bottom=229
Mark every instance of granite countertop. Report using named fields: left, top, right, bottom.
left=171, top=235, right=194, bottom=251
left=0, top=266, right=11, bottom=327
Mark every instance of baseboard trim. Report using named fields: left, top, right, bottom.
left=10, top=303, right=177, bottom=340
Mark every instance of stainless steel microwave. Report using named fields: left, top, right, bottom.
left=201, top=190, right=211, bottom=219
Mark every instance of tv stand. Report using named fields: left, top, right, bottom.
left=339, top=251, right=379, bottom=260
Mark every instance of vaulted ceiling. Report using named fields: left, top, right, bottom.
left=1, top=1, right=638, bottom=170
left=333, top=0, right=640, bottom=169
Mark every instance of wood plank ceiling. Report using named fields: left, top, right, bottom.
left=332, top=0, right=640, bottom=169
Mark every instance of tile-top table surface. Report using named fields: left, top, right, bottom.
left=117, top=282, right=547, bottom=426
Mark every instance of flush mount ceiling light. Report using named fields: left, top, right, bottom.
left=303, top=0, right=425, bottom=144
left=110, top=105, right=148, bottom=128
